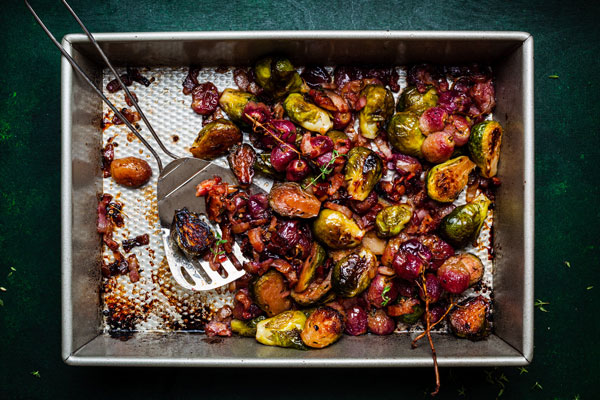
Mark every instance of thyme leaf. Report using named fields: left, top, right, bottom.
left=548, top=75, right=559, bottom=79
left=31, top=371, right=41, bottom=378
left=381, top=285, right=392, bottom=306
left=534, top=299, right=549, bottom=312
left=564, top=261, right=571, bottom=268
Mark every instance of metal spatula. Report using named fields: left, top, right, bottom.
left=27, top=0, right=253, bottom=291
left=157, top=159, right=265, bottom=291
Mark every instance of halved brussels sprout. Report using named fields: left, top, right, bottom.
left=218, top=88, right=257, bottom=124
left=301, top=306, right=344, bottom=349
left=268, top=182, right=322, bottom=218
left=426, top=156, right=476, bottom=202
left=358, top=84, right=395, bottom=139
left=327, top=130, right=349, bottom=142
left=449, top=295, right=490, bottom=340
left=251, top=270, right=292, bottom=317
left=231, top=315, right=267, bottom=337
left=190, top=119, right=242, bottom=159
left=254, top=56, right=303, bottom=99
left=332, top=247, right=378, bottom=297
left=283, top=93, right=333, bottom=134
left=170, top=208, right=214, bottom=257
left=255, top=310, right=307, bottom=350
left=344, top=147, right=383, bottom=201
left=396, top=86, right=438, bottom=114
left=387, top=111, right=427, bottom=158
left=468, top=120, right=503, bottom=178
left=296, top=242, right=327, bottom=292
left=439, top=193, right=491, bottom=247
left=254, top=153, right=285, bottom=180
left=290, top=271, right=333, bottom=306
left=313, top=209, right=365, bottom=249
left=375, top=204, right=413, bottom=238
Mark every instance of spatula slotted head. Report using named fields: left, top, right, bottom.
left=157, top=157, right=264, bottom=291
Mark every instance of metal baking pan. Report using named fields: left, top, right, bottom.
left=61, top=31, right=534, bottom=367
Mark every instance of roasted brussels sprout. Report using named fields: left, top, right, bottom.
left=426, top=156, right=476, bottom=202
left=387, top=111, right=427, bottom=158
left=344, top=146, right=383, bottom=201
left=296, top=242, right=327, bottom=292
left=437, top=253, right=484, bottom=294
left=170, top=208, right=214, bottom=257
left=228, top=144, right=256, bottom=188
left=387, top=296, right=424, bottom=324
left=255, top=310, right=307, bottom=349
left=290, top=270, right=333, bottom=306
left=254, top=56, right=303, bottom=99
left=468, top=120, right=503, bottom=178
left=110, top=157, right=152, bottom=188
left=358, top=84, right=395, bottom=139
left=332, top=247, right=377, bottom=297
left=397, top=86, right=438, bottom=114
left=268, top=182, right=322, bottom=218
left=301, top=306, right=344, bottom=348
left=449, top=295, right=490, bottom=340
left=439, top=193, right=491, bottom=247
left=218, top=88, right=257, bottom=124
left=231, top=315, right=267, bottom=337
left=190, top=119, right=242, bottom=159
left=283, top=93, right=333, bottom=134
left=251, top=270, right=292, bottom=317
left=375, top=204, right=412, bottom=238
left=313, top=209, right=365, bottom=249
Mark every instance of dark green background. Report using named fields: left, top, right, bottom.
left=1, top=0, right=598, bottom=398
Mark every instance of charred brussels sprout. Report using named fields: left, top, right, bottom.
left=251, top=270, right=292, bottom=317
left=190, top=119, right=242, bottom=159
left=358, top=84, right=395, bottom=139
left=313, top=209, right=365, bottom=249
left=375, top=204, right=412, bottom=238
left=387, top=112, right=427, bottom=158
left=468, top=120, right=503, bottom=178
left=332, top=247, right=378, bottom=297
left=439, top=193, right=491, bottom=247
left=296, top=243, right=327, bottom=292
left=218, top=88, right=257, bottom=124
left=268, top=182, right=322, bottom=218
left=301, top=306, right=344, bottom=348
left=449, top=295, right=491, bottom=340
left=283, top=93, right=333, bottom=134
left=344, top=147, right=383, bottom=201
left=231, top=315, right=267, bottom=337
left=255, top=310, right=307, bottom=349
left=170, top=208, right=214, bottom=257
left=397, top=86, right=438, bottom=114
left=426, top=156, right=476, bottom=202
left=254, top=56, right=303, bottom=99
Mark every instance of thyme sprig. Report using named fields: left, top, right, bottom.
left=245, top=113, right=301, bottom=156
left=303, top=149, right=344, bottom=189
left=210, top=232, right=228, bottom=263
